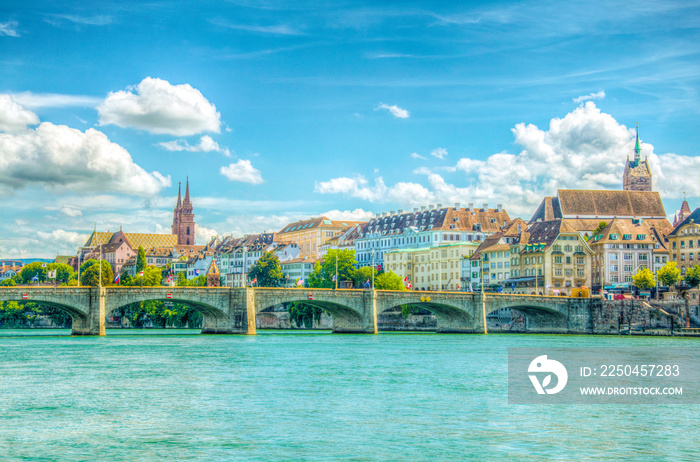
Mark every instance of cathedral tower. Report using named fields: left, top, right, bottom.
left=623, top=125, right=652, bottom=191
left=172, top=178, right=196, bottom=245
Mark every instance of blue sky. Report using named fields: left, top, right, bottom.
left=1, top=0, right=700, bottom=257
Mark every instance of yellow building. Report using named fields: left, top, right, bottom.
left=667, top=208, right=700, bottom=277
left=277, top=217, right=366, bottom=259
left=385, top=241, right=479, bottom=291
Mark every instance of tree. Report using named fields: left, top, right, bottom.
left=135, top=246, right=147, bottom=275
left=374, top=271, right=406, bottom=291
left=80, top=260, right=113, bottom=286
left=353, top=266, right=378, bottom=288
left=307, top=249, right=357, bottom=288
left=288, top=302, right=324, bottom=328
left=20, top=262, right=48, bottom=283
left=632, top=267, right=655, bottom=290
left=592, top=221, right=608, bottom=236
left=684, top=265, right=700, bottom=289
left=248, top=251, right=284, bottom=287
left=176, top=273, right=206, bottom=287
left=657, top=261, right=681, bottom=288
left=46, top=263, right=75, bottom=283
left=0, top=278, right=16, bottom=287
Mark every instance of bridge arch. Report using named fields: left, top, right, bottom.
left=484, top=296, right=570, bottom=333
left=375, top=291, right=478, bottom=333
left=103, top=288, right=234, bottom=333
left=253, top=289, right=372, bottom=333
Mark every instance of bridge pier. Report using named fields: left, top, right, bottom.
left=71, top=287, right=106, bottom=336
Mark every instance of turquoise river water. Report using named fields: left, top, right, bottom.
left=0, top=330, right=698, bottom=461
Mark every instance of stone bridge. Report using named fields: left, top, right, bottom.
left=0, top=286, right=626, bottom=336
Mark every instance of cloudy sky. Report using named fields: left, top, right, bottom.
left=1, top=0, right=700, bottom=258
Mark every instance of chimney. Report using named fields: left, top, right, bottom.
left=497, top=203, right=503, bottom=212
left=413, top=207, right=419, bottom=213
left=437, top=203, right=443, bottom=209
left=429, top=204, right=435, bottom=210
left=454, top=202, right=460, bottom=211
left=421, top=206, right=427, bottom=211
left=468, top=203, right=474, bottom=211
left=482, top=203, right=488, bottom=211
left=398, top=209, right=404, bottom=215
left=390, top=211, right=396, bottom=216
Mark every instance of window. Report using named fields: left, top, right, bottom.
left=609, top=234, right=619, bottom=240
left=610, top=265, right=618, bottom=272
left=636, top=234, right=646, bottom=240
left=622, top=234, right=632, bottom=240
left=577, top=269, right=585, bottom=277
left=624, top=254, right=633, bottom=260
left=576, top=257, right=584, bottom=264
left=610, top=254, right=618, bottom=261
left=565, top=269, right=572, bottom=276
left=554, top=256, right=562, bottom=264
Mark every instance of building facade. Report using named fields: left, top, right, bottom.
left=356, top=203, right=510, bottom=271
left=384, top=241, right=480, bottom=291
left=277, top=217, right=364, bottom=259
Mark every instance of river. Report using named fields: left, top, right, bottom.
left=0, top=330, right=698, bottom=461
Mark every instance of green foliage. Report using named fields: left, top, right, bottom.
left=115, top=300, right=203, bottom=328
left=401, top=304, right=419, bottom=318
left=80, top=260, right=114, bottom=286
left=353, top=266, right=378, bottom=288
left=657, top=261, right=681, bottom=288
left=0, top=278, right=16, bottom=287
left=374, top=271, right=406, bottom=291
left=46, top=263, right=75, bottom=283
left=125, top=266, right=163, bottom=286
left=176, top=274, right=207, bottom=287
left=308, top=249, right=358, bottom=288
left=684, top=265, right=700, bottom=289
left=592, top=221, right=608, bottom=236
left=20, top=262, right=47, bottom=283
left=248, top=251, right=284, bottom=287
left=0, top=301, right=71, bottom=328
left=288, top=302, right=324, bottom=328
left=632, top=267, right=656, bottom=290
left=135, top=246, right=147, bottom=275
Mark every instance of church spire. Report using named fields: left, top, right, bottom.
left=634, top=123, right=641, bottom=164
left=184, top=176, right=191, bottom=205
left=176, top=181, right=182, bottom=207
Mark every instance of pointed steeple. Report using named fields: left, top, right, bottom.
left=184, top=176, right=191, bottom=205
left=634, top=123, right=641, bottom=164
left=176, top=181, right=182, bottom=207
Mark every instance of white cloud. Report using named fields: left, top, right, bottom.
left=0, top=21, right=19, bottom=37
left=573, top=90, right=606, bottom=104
left=10, top=91, right=101, bottom=109
left=0, top=113, right=170, bottom=196
left=0, top=94, right=39, bottom=131
left=431, top=147, right=448, bottom=159
left=36, top=229, right=88, bottom=247
left=375, top=103, right=410, bottom=119
left=314, top=176, right=387, bottom=201
left=158, top=135, right=231, bottom=156
left=58, top=206, right=83, bottom=217
left=195, top=224, right=220, bottom=243
left=322, top=209, right=375, bottom=221
left=411, top=152, right=426, bottom=160
left=98, top=77, right=221, bottom=136
left=317, top=102, right=698, bottom=217
left=46, top=14, right=114, bottom=26
left=220, top=159, right=264, bottom=184
left=211, top=20, right=303, bottom=36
